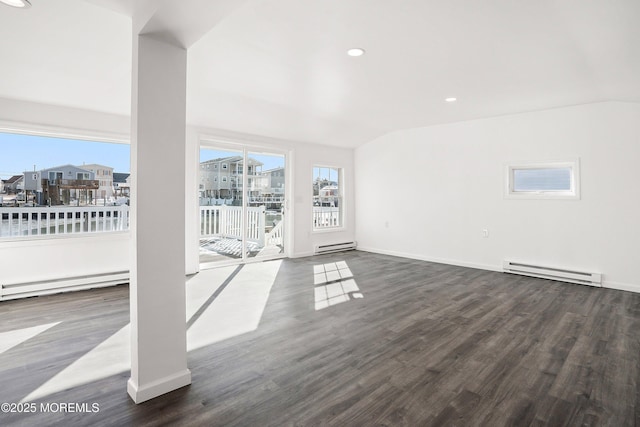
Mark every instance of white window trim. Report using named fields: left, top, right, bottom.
left=312, top=165, right=345, bottom=232
left=0, top=126, right=130, bottom=243
left=505, top=160, right=580, bottom=200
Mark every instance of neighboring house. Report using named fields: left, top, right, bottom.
left=81, top=164, right=114, bottom=200
left=113, top=172, right=131, bottom=197
left=2, top=175, right=24, bottom=194
left=262, top=167, right=285, bottom=197
left=23, top=165, right=97, bottom=205
left=255, top=167, right=285, bottom=200
left=199, top=156, right=263, bottom=200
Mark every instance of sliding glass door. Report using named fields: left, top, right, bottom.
left=199, top=144, right=285, bottom=266
left=247, top=150, right=285, bottom=260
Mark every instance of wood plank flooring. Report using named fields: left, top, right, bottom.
left=0, top=251, right=639, bottom=426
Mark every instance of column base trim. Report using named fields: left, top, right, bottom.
left=127, top=368, right=192, bottom=404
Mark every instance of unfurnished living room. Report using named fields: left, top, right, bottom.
left=0, top=0, right=639, bottom=426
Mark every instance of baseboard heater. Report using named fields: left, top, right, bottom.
left=503, top=260, right=601, bottom=287
left=315, top=241, right=357, bottom=254
left=1, top=271, right=129, bottom=301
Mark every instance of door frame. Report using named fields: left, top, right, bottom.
left=198, top=137, right=290, bottom=270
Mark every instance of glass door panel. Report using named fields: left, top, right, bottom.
left=246, top=151, right=285, bottom=260
left=199, top=147, right=244, bottom=265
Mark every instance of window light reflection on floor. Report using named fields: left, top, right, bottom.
left=20, top=260, right=282, bottom=403
left=314, top=261, right=363, bottom=310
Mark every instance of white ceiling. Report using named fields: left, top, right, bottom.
left=1, top=0, right=638, bottom=147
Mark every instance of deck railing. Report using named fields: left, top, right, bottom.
left=200, top=205, right=265, bottom=246
left=266, top=220, right=284, bottom=246
left=0, top=205, right=130, bottom=238
left=313, top=207, right=340, bottom=229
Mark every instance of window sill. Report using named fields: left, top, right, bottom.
left=504, top=192, right=580, bottom=200
left=312, top=226, right=347, bottom=234
left=0, top=231, right=130, bottom=244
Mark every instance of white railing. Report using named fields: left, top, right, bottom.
left=313, top=207, right=340, bottom=229
left=248, top=196, right=284, bottom=204
left=200, top=205, right=265, bottom=246
left=0, top=205, right=130, bottom=238
left=266, top=220, right=284, bottom=246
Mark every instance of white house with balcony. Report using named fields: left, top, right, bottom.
left=81, top=163, right=114, bottom=200
left=199, top=156, right=263, bottom=202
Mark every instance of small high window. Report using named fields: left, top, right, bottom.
left=506, top=160, right=580, bottom=199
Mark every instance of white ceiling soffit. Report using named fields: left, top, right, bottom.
left=83, top=0, right=134, bottom=17
left=187, top=0, right=640, bottom=146
left=139, top=0, right=256, bottom=49
left=0, top=0, right=639, bottom=147
left=0, top=0, right=132, bottom=116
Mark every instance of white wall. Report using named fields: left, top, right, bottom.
left=355, top=102, right=640, bottom=292
left=0, top=98, right=131, bottom=286
left=0, top=233, right=130, bottom=284
left=291, top=142, right=355, bottom=257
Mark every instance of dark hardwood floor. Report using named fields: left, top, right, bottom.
left=1, top=251, right=639, bottom=426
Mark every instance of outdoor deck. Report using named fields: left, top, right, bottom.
left=199, top=236, right=283, bottom=263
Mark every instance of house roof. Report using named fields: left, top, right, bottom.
left=200, top=156, right=264, bottom=166
left=29, top=164, right=93, bottom=174
left=80, top=164, right=114, bottom=170
left=263, top=167, right=285, bottom=173
left=4, top=175, right=23, bottom=184
left=113, top=173, right=130, bottom=183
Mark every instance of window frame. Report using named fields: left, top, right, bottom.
left=505, top=160, right=580, bottom=200
left=312, top=165, right=344, bottom=232
left=0, top=127, right=130, bottom=243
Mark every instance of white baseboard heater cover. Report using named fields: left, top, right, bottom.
left=315, top=241, right=357, bottom=254
left=1, top=271, right=129, bottom=301
left=503, top=261, right=601, bottom=287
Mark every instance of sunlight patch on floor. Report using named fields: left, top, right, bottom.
left=21, top=324, right=130, bottom=403
left=314, top=261, right=363, bottom=310
left=0, top=322, right=60, bottom=355
left=20, top=259, right=282, bottom=402
left=186, top=265, right=239, bottom=320
left=187, top=260, right=281, bottom=351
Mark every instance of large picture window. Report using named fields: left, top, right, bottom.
left=313, top=166, right=342, bottom=230
left=0, top=132, right=130, bottom=239
left=505, top=160, right=580, bottom=199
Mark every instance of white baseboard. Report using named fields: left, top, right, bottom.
left=127, top=369, right=192, bottom=404
left=357, top=246, right=502, bottom=273
left=602, top=280, right=640, bottom=294
left=291, top=251, right=314, bottom=259
left=358, top=246, right=640, bottom=295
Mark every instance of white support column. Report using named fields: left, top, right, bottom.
left=185, top=127, right=200, bottom=275
left=128, top=33, right=191, bottom=404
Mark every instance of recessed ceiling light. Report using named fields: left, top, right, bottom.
left=347, top=48, right=365, bottom=57
left=445, top=97, right=457, bottom=102
left=0, top=0, right=31, bottom=7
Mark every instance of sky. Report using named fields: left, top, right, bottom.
left=0, top=132, right=130, bottom=180
left=0, top=132, right=335, bottom=182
